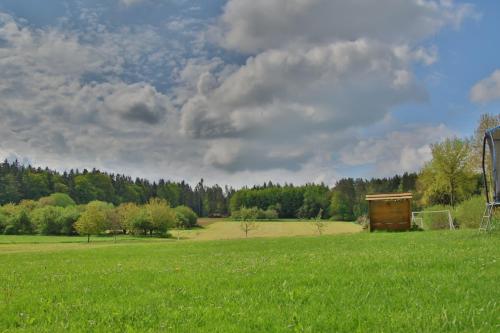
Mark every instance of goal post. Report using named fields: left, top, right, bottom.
left=411, top=210, right=455, bottom=230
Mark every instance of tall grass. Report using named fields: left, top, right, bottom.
left=422, top=195, right=497, bottom=229
left=454, top=196, right=487, bottom=228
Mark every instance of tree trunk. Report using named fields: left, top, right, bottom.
left=87, top=234, right=90, bottom=243
left=450, top=181, right=455, bottom=206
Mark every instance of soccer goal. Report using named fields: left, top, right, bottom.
left=411, top=210, right=455, bottom=230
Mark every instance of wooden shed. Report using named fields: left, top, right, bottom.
left=365, top=193, right=413, bottom=231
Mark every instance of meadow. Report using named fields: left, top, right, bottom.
left=171, top=221, right=362, bottom=240
left=0, top=230, right=498, bottom=332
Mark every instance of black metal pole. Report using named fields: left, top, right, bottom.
left=483, top=134, right=490, bottom=205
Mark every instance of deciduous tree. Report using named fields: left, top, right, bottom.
left=74, top=201, right=113, bottom=242
left=418, top=138, right=476, bottom=206
left=145, top=198, right=176, bottom=235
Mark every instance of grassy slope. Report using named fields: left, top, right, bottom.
left=0, top=231, right=499, bottom=332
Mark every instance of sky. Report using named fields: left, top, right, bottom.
left=0, top=0, right=499, bottom=187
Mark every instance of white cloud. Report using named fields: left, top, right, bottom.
left=340, top=124, right=453, bottom=176
left=177, top=0, right=475, bottom=173
left=179, top=39, right=428, bottom=172
left=119, top=0, right=147, bottom=7
left=470, top=69, right=500, bottom=103
left=213, top=0, right=476, bottom=53
left=0, top=0, right=478, bottom=186
left=0, top=12, right=182, bottom=178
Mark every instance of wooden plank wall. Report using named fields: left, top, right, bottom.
left=369, top=199, right=411, bottom=231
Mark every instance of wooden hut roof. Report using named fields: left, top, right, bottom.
left=365, top=193, right=413, bottom=201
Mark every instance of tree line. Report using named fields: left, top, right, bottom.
left=0, top=113, right=498, bottom=225
left=0, top=164, right=232, bottom=217
left=0, top=161, right=420, bottom=221
left=229, top=173, right=419, bottom=220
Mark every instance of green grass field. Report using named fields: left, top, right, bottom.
left=0, top=235, right=165, bottom=244
left=0, top=230, right=498, bottom=332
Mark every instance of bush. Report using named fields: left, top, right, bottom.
left=59, top=206, right=82, bottom=235
left=175, top=205, right=198, bottom=229
left=0, top=211, right=6, bottom=234
left=19, top=200, right=40, bottom=211
left=264, top=208, right=279, bottom=220
left=356, top=215, right=369, bottom=229
left=2, top=205, right=34, bottom=235
left=454, top=196, right=485, bottom=229
left=232, top=207, right=278, bottom=221
left=31, top=206, right=64, bottom=235
left=422, top=205, right=452, bottom=230
left=130, top=208, right=152, bottom=236
left=39, top=193, right=76, bottom=207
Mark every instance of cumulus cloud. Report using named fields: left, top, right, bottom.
left=0, top=12, right=180, bottom=179
left=174, top=0, right=475, bottom=174
left=340, top=124, right=454, bottom=176
left=213, top=0, right=476, bottom=53
left=102, top=83, right=171, bottom=124
left=177, top=39, right=430, bottom=171
left=203, top=139, right=312, bottom=172
left=0, top=0, right=477, bottom=185
left=470, top=69, right=500, bottom=103
left=181, top=40, right=428, bottom=138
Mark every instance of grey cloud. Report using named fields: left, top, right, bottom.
left=180, top=96, right=237, bottom=138
left=122, top=103, right=162, bottom=124
left=214, top=0, right=476, bottom=53
left=0, top=1, right=477, bottom=184
left=470, top=69, right=500, bottom=103
left=0, top=12, right=181, bottom=176
left=101, top=82, right=171, bottom=125
left=204, top=140, right=312, bottom=172
left=340, top=124, right=454, bottom=176
left=181, top=40, right=428, bottom=142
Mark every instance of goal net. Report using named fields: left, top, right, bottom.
left=411, top=210, right=455, bottom=230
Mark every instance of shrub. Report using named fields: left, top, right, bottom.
left=130, top=208, right=153, bottom=236
left=175, top=205, right=198, bottom=229
left=39, top=193, right=76, bottom=207
left=232, top=207, right=262, bottom=221
left=264, top=208, right=279, bottom=220
left=59, top=206, right=82, bottom=235
left=454, top=196, right=485, bottom=229
left=356, top=215, right=369, bottom=229
left=232, top=207, right=279, bottom=221
left=0, top=211, right=6, bottom=234
left=31, top=206, right=64, bottom=235
left=19, top=200, right=40, bottom=211
left=3, top=207, right=33, bottom=235
left=422, top=205, right=452, bottom=230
